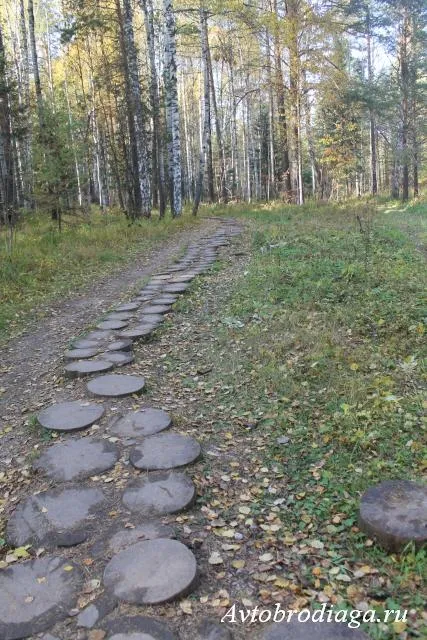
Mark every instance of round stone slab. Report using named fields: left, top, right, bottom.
left=72, top=339, right=100, bottom=349
left=105, top=312, right=135, bottom=321
left=162, top=283, right=189, bottom=293
left=358, top=480, right=427, bottom=551
left=130, top=433, right=201, bottom=471
left=118, top=325, right=155, bottom=340
left=151, top=296, right=178, bottom=305
left=33, top=437, right=119, bottom=482
left=141, top=305, right=171, bottom=315
left=96, top=320, right=128, bottom=330
left=110, top=408, right=171, bottom=439
left=64, top=359, right=114, bottom=378
left=87, top=374, right=145, bottom=397
left=104, top=616, right=178, bottom=640
left=104, top=539, right=197, bottom=604
left=7, top=485, right=107, bottom=548
left=99, top=351, right=134, bottom=366
left=115, top=302, right=140, bottom=312
left=108, top=522, right=175, bottom=554
left=65, top=348, right=99, bottom=360
left=138, top=314, right=164, bottom=326
left=107, top=339, right=133, bottom=352
left=260, top=620, right=369, bottom=639
left=0, top=556, right=83, bottom=640
left=122, top=471, right=196, bottom=515
left=37, top=401, right=104, bottom=432
left=85, top=330, right=114, bottom=341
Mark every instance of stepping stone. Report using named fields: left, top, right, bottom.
left=7, top=485, right=107, bottom=547
left=77, top=595, right=115, bottom=629
left=72, top=339, right=100, bottom=350
left=107, top=339, right=133, bottom=352
left=169, top=274, right=195, bottom=282
left=65, top=348, right=99, bottom=360
left=105, top=312, right=135, bottom=321
left=130, top=433, right=201, bottom=470
left=99, top=351, right=134, bottom=366
left=0, top=556, right=83, bottom=640
left=96, top=320, right=128, bottom=330
left=162, top=283, right=190, bottom=293
left=115, top=302, right=140, bottom=312
left=104, top=539, right=197, bottom=604
left=33, top=437, right=119, bottom=482
left=138, top=314, right=164, bottom=325
left=109, top=408, right=172, bottom=439
left=87, top=374, right=145, bottom=397
left=358, top=479, right=427, bottom=551
left=260, top=620, right=369, bottom=639
left=118, top=325, right=156, bottom=340
left=104, top=616, right=178, bottom=640
left=122, top=471, right=196, bottom=515
left=64, top=359, right=114, bottom=378
left=108, top=522, right=175, bottom=554
left=199, top=619, right=233, bottom=640
left=142, top=305, right=171, bottom=315
left=151, top=295, right=178, bottom=305
left=37, top=401, right=105, bottom=432
left=85, top=330, right=114, bottom=341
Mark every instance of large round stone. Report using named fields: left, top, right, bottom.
left=108, top=522, right=175, bottom=554
left=72, top=339, right=100, bottom=350
left=33, top=437, right=119, bottom=482
left=107, top=339, right=133, bottom=352
left=104, top=616, right=178, bottom=640
left=151, top=296, right=178, bottom=305
left=358, top=480, right=427, bottom=551
left=115, top=302, right=140, bottom=312
left=7, top=486, right=107, bottom=548
left=118, top=325, right=156, bottom=340
left=0, top=556, right=83, bottom=640
left=138, top=314, right=164, bottom=326
left=37, top=401, right=104, bottom=432
left=64, top=348, right=99, bottom=360
left=109, top=408, right=172, bottom=439
left=122, top=471, right=196, bottom=515
left=170, top=274, right=196, bottom=283
left=105, top=312, right=135, bottom=321
left=87, top=374, right=145, bottom=397
left=260, top=620, right=369, bottom=639
left=162, top=284, right=189, bottom=293
left=64, top=359, right=114, bottom=378
left=85, top=330, right=114, bottom=341
left=141, top=305, right=171, bottom=315
left=129, top=433, right=201, bottom=470
left=103, top=539, right=197, bottom=604
left=97, top=320, right=128, bottom=330
left=99, top=351, right=134, bottom=366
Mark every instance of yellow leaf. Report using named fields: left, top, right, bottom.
left=63, top=565, right=74, bottom=572
left=232, top=560, right=245, bottom=569
left=274, top=577, right=289, bottom=588
left=392, top=621, right=406, bottom=633
left=350, top=363, right=359, bottom=371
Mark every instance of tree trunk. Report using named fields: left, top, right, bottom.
left=366, top=10, right=377, bottom=195
left=0, top=24, right=16, bottom=235
left=193, top=8, right=211, bottom=215
left=28, top=0, right=43, bottom=126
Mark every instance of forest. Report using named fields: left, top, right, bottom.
left=0, top=0, right=425, bottom=229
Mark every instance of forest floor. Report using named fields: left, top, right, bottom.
left=0, top=199, right=426, bottom=640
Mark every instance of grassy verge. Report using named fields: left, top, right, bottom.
left=0, top=208, right=202, bottom=341
left=187, top=198, right=426, bottom=637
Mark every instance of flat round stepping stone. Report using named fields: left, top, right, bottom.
left=37, top=401, right=104, bottom=432
left=358, top=480, right=427, bottom=551
left=104, top=539, right=197, bottom=604
left=99, top=351, right=134, bottom=366
left=109, top=408, right=172, bottom=439
left=142, top=305, right=171, bottom=315
left=260, top=620, right=369, bottom=639
left=87, top=374, right=145, bottom=397
left=64, top=359, right=114, bottom=378
left=96, top=320, right=128, bottom=330
left=151, top=296, right=178, bottom=305
left=104, top=616, right=178, bottom=640
left=169, top=274, right=195, bottom=282
left=115, top=302, right=140, bottom=312
left=138, top=314, right=164, bottom=325
left=65, top=348, right=99, bottom=360
left=0, top=556, right=83, bottom=640
left=7, top=486, right=107, bottom=547
left=105, top=312, right=135, bottom=321
left=85, top=330, right=114, bottom=341
left=130, top=433, right=201, bottom=470
left=107, top=339, right=133, bottom=352
left=108, top=522, right=175, bottom=554
left=72, top=339, right=100, bottom=350
left=33, top=437, right=119, bottom=482
left=118, top=325, right=155, bottom=340
left=162, top=283, right=189, bottom=293
left=122, top=471, right=196, bottom=515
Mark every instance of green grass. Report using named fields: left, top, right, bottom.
left=198, top=198, right=426, bottom=637
left=0, top=207, right=202, bottom=342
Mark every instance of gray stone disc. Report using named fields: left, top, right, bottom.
left=85, top=330, right=114, bottom=341
left=109, top=408, right=172, bottom=439
left=118, top=325, right=156, bottom=340
left=64, top=348, right=99, bottom=360
left=105, top=312, right=135, bottom=321
left=358, top=480, right=427, bottom=551
left=107, top=339, right=133, bottom=352
left=138, top=314, right=164, bottom=325
left=72, top=339, right=100, bottom=349
left=64, top=359, right=114, bottom=378
left=99, top=351, right=134, bottom=366
left=0, top=556, right=83, bottom=640
left=33, top=437, right=119, bottom=482
left=115, top=302, right=140, bottom=312
left=96, top=320, right=128, bottom=330
left=130, top=433, right=201, bottom=470
left=7, top=485, right=107, bottom=548
left=104, top=616, right=178, bottom=640
left=169, top=275, right=195, bottom=283
left=122, top=471, right=196, bottom=515
left=162, top=284, right=189, bottom=293
left=103, top=539, right=197, bottom=604
left=37, top=401, right=104, bottom=432
left=260, top=620, right=369, bottom=639
left=151, top=296, right=178, bottom=305
left=142, top=305, right=171, bottom=315
left=108, top=523, right=175, bottom=554
left=87, top=374, right=145, bottom=397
